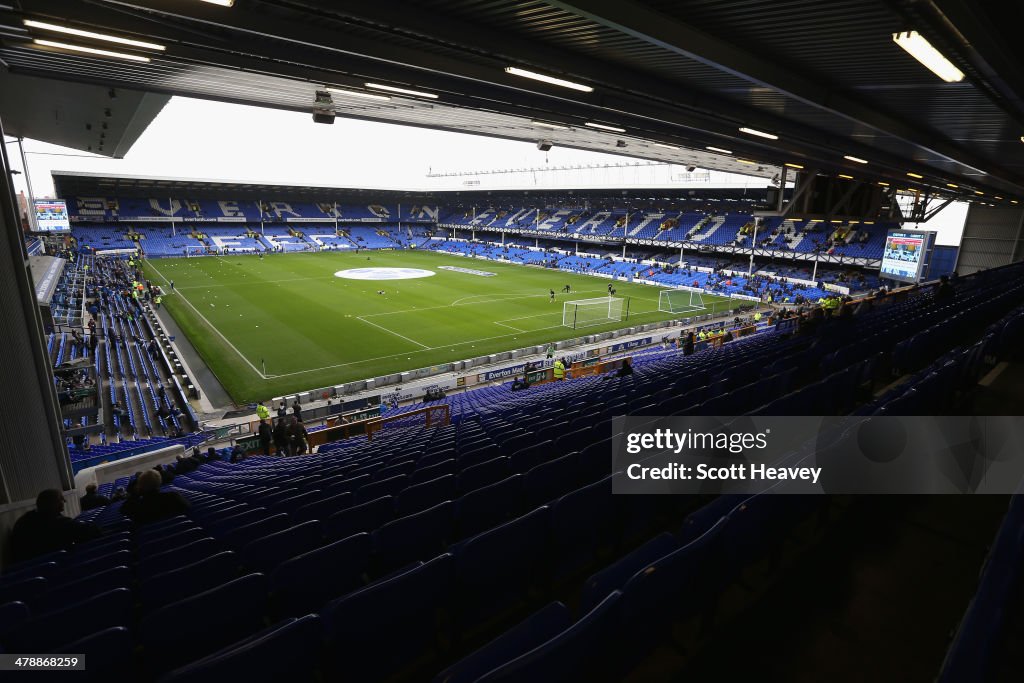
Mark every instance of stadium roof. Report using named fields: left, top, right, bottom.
left=51, top=170, right=783, bottom=206
left=3, top=1, right=1023, bottom=201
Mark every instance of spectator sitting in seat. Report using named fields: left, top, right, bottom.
left=111, top=486, right=128, bottom=502
left=230, top=443, right=247, bottom=463
left=155, top=463, right=175, bottom=486
left=617, top=358, right=634, bottom=377
left=80, top=483, right=110, bottom=511
left=10, top=489, right=102, bottom=563
left=120, top=469, right=189, bottom=525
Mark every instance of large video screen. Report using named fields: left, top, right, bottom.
left=33, top=200, right=71, bottom=233
left=880, top=229, right=932, bottom=283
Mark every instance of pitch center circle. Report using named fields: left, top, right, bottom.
left=334, top=267, right=436, bottom=281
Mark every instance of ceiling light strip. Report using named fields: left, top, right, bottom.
left=24, top=19, right=165, bottom=50
left=33, top=38, right=151, bottom=62
left=504, top=67, right=593, bottom=92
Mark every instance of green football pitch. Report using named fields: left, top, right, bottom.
left=143, top=250, right=735, bottom=403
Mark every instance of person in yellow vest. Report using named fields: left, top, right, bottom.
left=753, top=311, right=762, bottom=323
left=256, top=402, right=270, bottom=422
left=698, top=330, right=707, bottom=341
left=154, top=295, right=162, bottom=309
left=553, top=358, right=566, bottom=380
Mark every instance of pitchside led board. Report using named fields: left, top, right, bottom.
left=880, top=228, right=936, bottom=284
left=33, top=199, right=71, bottom=233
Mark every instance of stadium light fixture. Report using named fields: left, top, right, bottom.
left=326, top=87, right=391, bottom=101
left=364, top=83, right=438, bottom=99
left=892, top=31, right=964, bottom=83
left=706, top=146, right=732, bottom=154
left=531, top=120, right=569, bottom=130
left=838, top=174, right=854, bottom=179
left=906, top=172, right=924, bottom=179
left=654, top=143, right=679, bottom=150
left=1012, top=200, right=1019, bottom=204
left=864, top=221, right=875, bottom=224
left=199, top=0, right=236, bottom=6
left=585, top=122, right=625, bottom=132
left=975, top=190, right=984, bottom=195
left=736, top=159, right=757, bottom=165
left=878, top=181, right=890, bottom=186
left=33, top=38, right=151, bottom=62
left=843, top=155, right=868, bottom=164
left=739, top=127, right=778, bottom=140
left=946, top=183, right=958, bottom=188
left=784, top=163, right=804, bottom=169
left=504, top=67, right=593, bottom=92
left=24, top=19, right=165, bottom=51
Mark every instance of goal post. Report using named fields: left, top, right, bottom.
left=562, top=297, right=628, bottom=329
left=183, top=245, right=208, bottom=258
left=659, top=288, right=706, bottom=314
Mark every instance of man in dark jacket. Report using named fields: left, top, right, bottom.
left=80, top=483, right=110, bottom=510
left=121, top=470, right=189, bottom=525
left=258, top=419, right=272, bottom=456
left=11, top=489, right=102, bottom=563
left=273, top=419, right=290, bottom=456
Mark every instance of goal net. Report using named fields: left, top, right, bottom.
left=183, top=245, right=209, bottom=258
left=563, top=297, right=627, bottom=329
left=659, top=289, right=706, bottom=314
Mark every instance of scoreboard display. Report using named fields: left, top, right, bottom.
left=880, top=229, right=935, bottom=283
left=33, top=200, right=71, bottom=233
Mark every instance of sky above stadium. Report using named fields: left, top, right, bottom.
left=9, top=96, right=697, bottom=198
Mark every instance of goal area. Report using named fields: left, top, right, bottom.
left=658, top=289, right=706, bottom=314
left=562, top=297, right=629, bottom=329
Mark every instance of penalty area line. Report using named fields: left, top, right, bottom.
left=356, top=316, right=431, bottom=349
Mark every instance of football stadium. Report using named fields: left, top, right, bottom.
left=0, top=1, right=1023, bottom=681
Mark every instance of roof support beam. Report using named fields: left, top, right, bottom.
left=547, top=0, right=1022, bottom=189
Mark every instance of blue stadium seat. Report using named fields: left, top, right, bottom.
left=206, top=507, right=270, bottom=535
left=524, top=454, right=578, bottom=508
left=5, top=588, right=132, bottom=652
left=456, top=474, right=524, bottom=540
left=52, top=549, right=132, bottom=582
left=432, top=602, right=572, bottom=683
left=476, top=591, right=623, bottom=683
left=395, top=474, right=457, bottom=517
left=458, top=456, right=511, bottom=493
left=140, top=551, right=240, bottom=613
left=0, top=576, right=48, bottom=606
left=240, top=520, right=324, bottom=573
left=322, top=554, right=453, bottom=682
left=138, top=539, right=218, bottom=579
left=291, top=491, right=353, bottom=523
left=372, top=501, right=455, bottom=575
left=509, top=441, right=552, bottom=474
left=160, top=615, right=323, bottom=683
left=453, top=506, right=550, bottom=636
left=550, top=478, right=615, bottom=584
left=325, top=495, right=395, bottom=541
left=33, top=565, right=131, bottom=613
left=222, top=513, right=291, bottom=549
left=580, top=532, right=676, bottom=613
left=271, top=532, right=371, bottom=618
left=138, top=527, right=206, bottom=554
left=354, top=474, right=408, bottom=505
left=140, top=573, right=269, bottom=676
left=266, top=490, right=325, bottom=514
left=619, top=518, right=726, bottom=659
left=411, top=459, right=456, bottom=484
